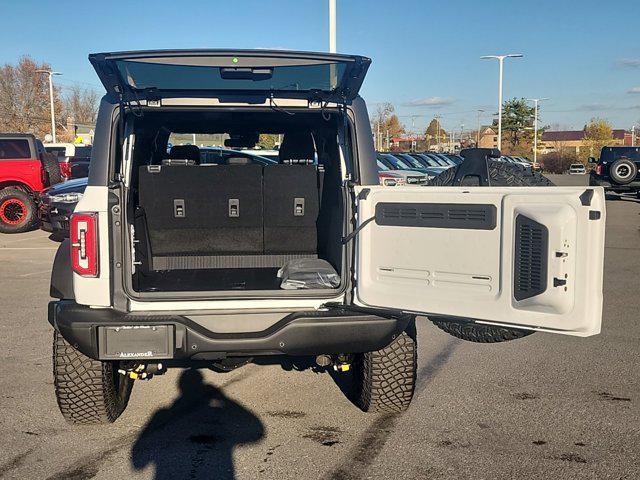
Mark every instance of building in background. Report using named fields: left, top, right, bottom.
left=478, top=126, right=498, bottom=149
left=540, top=129, right=632, bottom=155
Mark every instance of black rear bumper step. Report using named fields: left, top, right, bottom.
left=49, top=301, right=412, bottom=361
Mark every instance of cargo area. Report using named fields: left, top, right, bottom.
left=124, top=108, right=347, bottom=295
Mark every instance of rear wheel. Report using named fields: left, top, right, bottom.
left=0, top=188, right=38, bottom=234
left=424, top=161, right=550, bottom=343
left=354, top=325, right=417, bottom=413
left=609, top=158, right=637, bottom=185
left=53, top=331, right=133, bottom=424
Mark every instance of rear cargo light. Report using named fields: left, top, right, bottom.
left=596, top=164, right=602, bottom=175
left=70, top=213, right=99, bottom=277
left=59, top=161, right=72, bottom=179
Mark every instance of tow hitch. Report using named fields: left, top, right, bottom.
left=315, top=354, right=354, bottom=372
left=118, top=362, right=165, bottom=380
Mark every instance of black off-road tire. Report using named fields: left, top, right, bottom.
left=427, top=159, right=554, bottom=187
left=424, top=160, right=552, bottom=343
left=431, top=318, right=534, bottom=343
left=355, top=327, right=417, bottom=413
left=53, top=331, right=133, bottom=424
left=0, top=188, right=38, bottom=233
left=42, top=153, right=63, bottom=185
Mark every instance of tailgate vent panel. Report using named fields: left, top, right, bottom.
left=375, top=203, right=496, bottom=230
left=514, top=215, right=548, bottom=301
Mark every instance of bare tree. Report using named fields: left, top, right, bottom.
left=370, top=102, right=405, bottom=150
left=0, top=56, right=64, bottom=138
left=63, top=85, right=99, bottom=126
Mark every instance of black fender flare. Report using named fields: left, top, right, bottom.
left=50, top=239, right=74, bottom=300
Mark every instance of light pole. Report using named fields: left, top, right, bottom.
left=480, top=54, right=523, bottom=151
left=329, top=0, right=337, bottom=53
left=476, top=109, right=484, bottom=146
left=36, top=69, right=62, bottom=143
left=632, top=125, right=636, bottom=147
left=526, top=98, right=549, bottom=169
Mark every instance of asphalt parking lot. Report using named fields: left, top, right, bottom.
left=0, top=176, right=638, bottom=480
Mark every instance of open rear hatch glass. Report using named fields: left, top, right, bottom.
left=89, top=49, right=371, bottom=103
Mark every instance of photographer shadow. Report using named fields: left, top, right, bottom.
left=131, top=369, right=264, bottom=480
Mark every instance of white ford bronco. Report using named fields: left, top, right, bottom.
left=48, top=50, right=606, bottom=424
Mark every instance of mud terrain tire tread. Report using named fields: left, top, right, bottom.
left=356, top=330, right=417, bottom=413
left=431, top=319, right=534, bottom=343
left=42, top=153, right=63, bottom=185
left=53, top=331, right=133, bottom=424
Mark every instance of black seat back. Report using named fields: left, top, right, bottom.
left=138, top=164, right=263, bottom=256
left=263, top=165, right=319, bottom=254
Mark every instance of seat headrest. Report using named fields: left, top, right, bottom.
left=278, top=132, right=315, bottom=164
left=169, top=145, right=201, bottom=164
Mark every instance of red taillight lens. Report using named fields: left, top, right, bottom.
left=70, top=213, right=99, bottom=277
left=59, top=161, right=72, bottom=178
left=596, top=164, right=602, bottom=175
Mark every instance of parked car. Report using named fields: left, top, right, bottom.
left=241, top=149, right=280, bottom=162
left=404, top=153, right=449, bottom=173
left=44, top=143, right=93, bottom=179
left=392, top=153, right=446, bottom=178
left=48, top=49, right=605, bottom=425
left=38, top=177, right=87, bottom=240
left=383, top=153, right=439, bottom=179
left=569, top=163, right=586, bottom=175
left=377, top=154, right=428, bottom=184
left=198, top=147, right=276, bottom=165
left=589, top=146, right=640, bottom=197
left=0, top=133, right=62, bottom=233
left=377, top=169, right=405, bottom=186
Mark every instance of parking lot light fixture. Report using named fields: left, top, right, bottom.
left=480, top=54, right=523, bottom=151
left=526, top=97, right=549, bottom=169
left=36, top=70, right=62, bottom=143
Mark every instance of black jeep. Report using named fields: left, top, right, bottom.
left=589, top=146, right=640, bottom=197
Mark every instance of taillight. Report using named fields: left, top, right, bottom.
left=596, top=164, right=602, bottom=175
left=59, top=161, right=72, bottom=178
left=71, top=213, right=99, bottom=277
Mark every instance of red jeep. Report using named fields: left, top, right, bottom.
left=0, top=133, right=62, bottom=233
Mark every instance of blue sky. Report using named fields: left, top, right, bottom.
left=2, top=0, right=640, bottom=133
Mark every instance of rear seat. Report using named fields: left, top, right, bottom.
left=138, top=135, right=322, bottom=270
left=138, top=164, right=264, bottom=261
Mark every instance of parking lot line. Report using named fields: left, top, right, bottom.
left=18, top=269, right=53, bottom=278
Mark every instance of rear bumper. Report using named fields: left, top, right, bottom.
left=37, top=203, right=71, bottom=237
left=49, top=301, right=411, bottom=361
left=589, top=174, right=640, bottom=191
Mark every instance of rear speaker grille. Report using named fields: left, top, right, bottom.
left=514, top=215, right=548, bottom=301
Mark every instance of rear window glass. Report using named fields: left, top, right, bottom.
left=0, top=139, right=31, bottom=159
left=74, top=146, right=92, bottom=158
left=116, top=59, right=348, bottom=92
left=45, top=147, right=67, bottom=158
